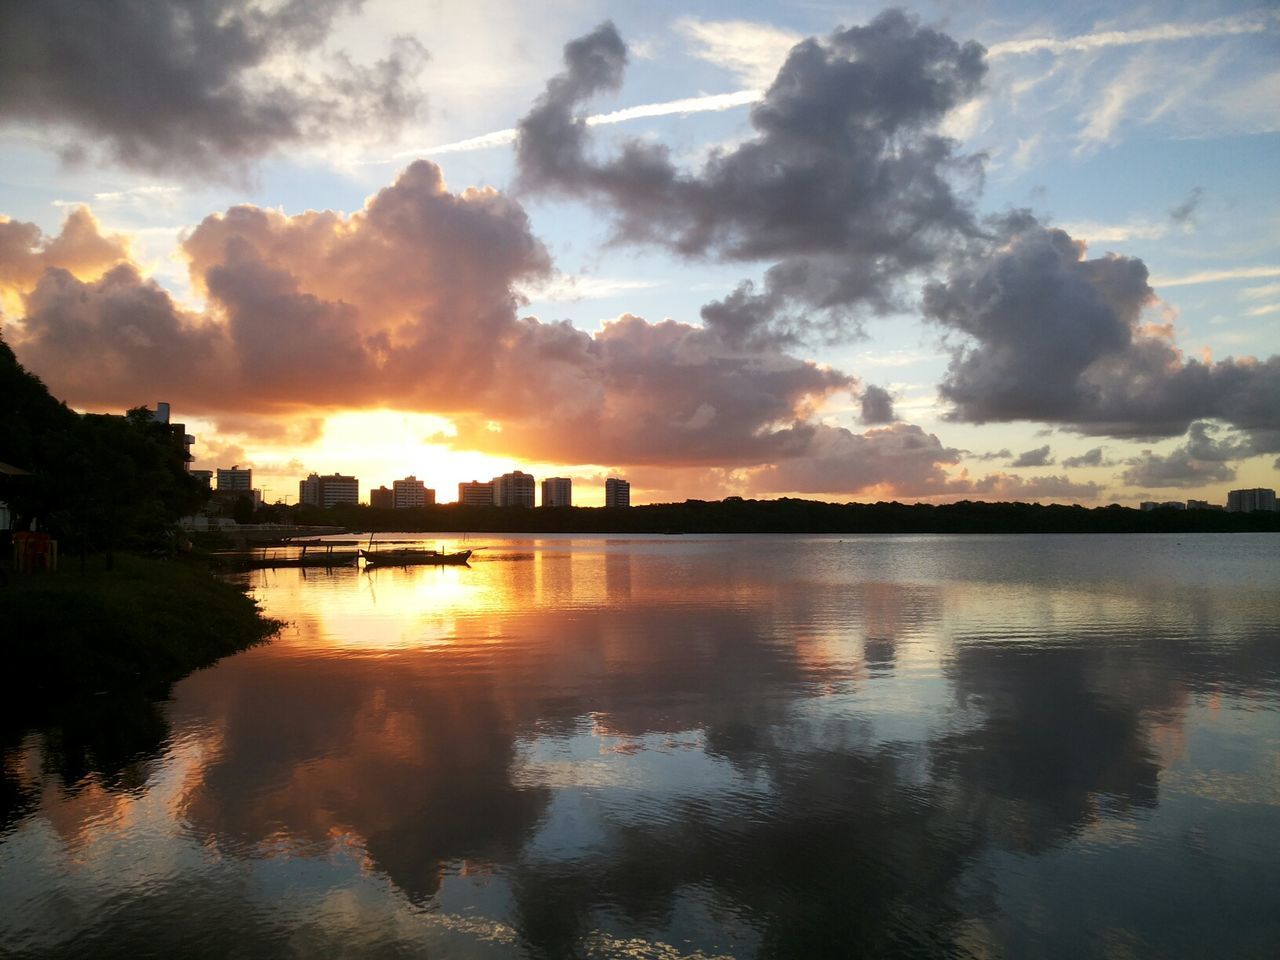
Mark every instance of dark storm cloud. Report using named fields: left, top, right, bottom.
left=518, top=10, right=987, bottom=343
left=1010, top=444, right=1053, bottom=468
left=859, top=383, right=896, bottom=424
left=0, top=0, right=426, bottom=177
left=924, top=221, right=1280, bottom=446
left=1061, top=447, right=1108, bottom=469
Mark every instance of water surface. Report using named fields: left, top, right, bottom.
left=2, top=534, right=1278, bottom=958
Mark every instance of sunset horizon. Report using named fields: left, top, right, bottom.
left=2, top=4, right=1276, bottom=507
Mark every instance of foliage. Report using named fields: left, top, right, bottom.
left=0, top=336, right=205, bottom=551
left=1, top=553, right=280, bottom=702
left=289, top=498, right=1280, bottom=535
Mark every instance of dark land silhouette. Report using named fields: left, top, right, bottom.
left=284, top=498, right=1280, bottom=535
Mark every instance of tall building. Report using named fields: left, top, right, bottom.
left=321, top=474, right=358, bottom=507
left=217, top=466, right=252, bottom=492
left=370, top=486, right=394, bottom=509
left=605, top=477, right=630, bottom=508
left=191, top=469, right=213, bottom=490
left=299, top=473, right=320, bottom=507
left=299, top=472, right=359, bottom=508
left=493, top=470, right=535, bottom=507
left=393, top=476, right=434, bottom=509
left=458, top=480, right=495, bottom=506
left=1226, top=488, right=1277, bottom=513
left=145, top=401, right=194, bottom=469
left=541, top=477, right=572, bottom=507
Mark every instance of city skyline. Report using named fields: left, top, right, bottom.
left=1, top=2, right=1277, bottom=507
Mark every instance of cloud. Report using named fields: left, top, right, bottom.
left=1240, top=283, right=1280, bottom=301
left=8, top=161, right=552, bottom=411
left=676, top=17, right=801, bottom=88
left=517, top=13, right=987, bottom=344
left=973, top=448, right=1012, bottom=462
left=517, top=274, right=660, bottom=303
left=859, top=384, right=896, bottom=425
left=745, top=422, right=964, bottom=498
left=0, top=0, right=426, bottom=178
left=8, top=163, right=988, bottom=498
left=1121, top=421, right=1274, bottom=488
left=1010, top=445, right=1054, bottom=468
left=924, top=221, right=1280, bottom=446
left=1168, top=187, right=1203, bottom=226
left=0, top=207, right=129, bottom=310
left=985, top=15, right=1274, bottom=58
left=1151, top=265, right=1280, bottom=288
left=1062, top=447, right=1110, bottom=469
left=1122, top=451, right=1234, bottom=489
left=969, top=473, right=1103, bottom=501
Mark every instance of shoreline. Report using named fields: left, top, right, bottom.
left=1, top=553, right=282, bottom=715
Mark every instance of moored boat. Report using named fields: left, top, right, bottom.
left=358, top=547, right=472, bottom=567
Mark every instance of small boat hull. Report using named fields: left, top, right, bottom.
left=359, top=548, right=472, bottom=567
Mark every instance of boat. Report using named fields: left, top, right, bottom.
left=358, top=547, right=472, bottom=567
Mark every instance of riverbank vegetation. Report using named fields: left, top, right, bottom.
left=3, top=553, right=279, bottom=703
left=289, top=498, right=1280, bottom=535
left=1, top=337, right=281, bottom=715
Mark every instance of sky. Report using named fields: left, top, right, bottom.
left=1, top=0, right=1277, bottom=507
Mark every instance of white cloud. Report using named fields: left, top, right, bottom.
left=1057, top=219, right=1170, bottom=244
left=1240, top=283, right=1280, bottom=301
left=1245, top=303, right=1280, bottom=318
left=1152, top=266, right=1280, bottom=288
left=675, top=17, right=801, bottom=87
left=518, top=275, right=662, bottom=302
left=987, top=14, right=1275, bottom=58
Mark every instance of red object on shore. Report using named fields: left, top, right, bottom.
left=13, top=532, right=53, bottom=573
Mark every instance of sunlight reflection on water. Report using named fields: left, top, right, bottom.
left=2, top=534, right=1278, bottom=958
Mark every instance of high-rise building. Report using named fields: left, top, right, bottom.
left=493, top=471, right=535, bottom=507
left=321, top=474, right=358, bottom=507
left=191, top=469, right=213, bottom=490
left=299, top=473, right=320, bottom=507
left=605, top=477, right=630, bottom=508
left=217, top=466, right=252, bottom=492
left=393, top=476, right=434, bottom=509
left=370, top=486, right=394, bottom=509
left=145, top=401, right=194, bottom=469
left=541, top=477, right=572, bottom=507
left=458, top=480, right=495, bottom=506
left=1226, top=488, right=1277, bottom=513
left=299, top=472, right=359, bottom=507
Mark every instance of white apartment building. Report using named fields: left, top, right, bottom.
left=393, top=476, right=434, bottom=509
left=299, top=472, right=359, bottom=508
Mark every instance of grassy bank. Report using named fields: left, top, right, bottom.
left=2, top=553, right=281, bottom=702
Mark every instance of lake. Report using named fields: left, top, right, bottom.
left=2, top=534, right=1278, bottom=958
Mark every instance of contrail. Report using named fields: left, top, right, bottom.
left=389, top=89, right=761, bottom=160
left=1152, top=265, right=1280, bottom=288
left=362, top=13, right=1276, bottom=164
left=987, top=14, right=1273, bottom=57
